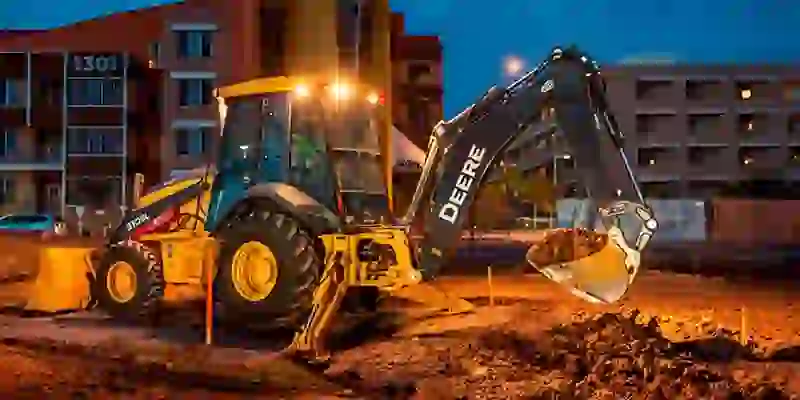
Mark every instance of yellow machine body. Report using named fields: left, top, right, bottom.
left=290, top=226, right=474, bottom=358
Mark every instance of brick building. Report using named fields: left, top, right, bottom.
left=389, top=13, right=443, bottom=149
left=508, top=62, right=800, bottom=199
left=0, top=0, right=443, bottom=222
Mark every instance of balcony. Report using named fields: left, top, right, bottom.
left=687, top=113, right=730, bottom=145
left=635, top=113, right=682, bottom=146
left=737, top=113, right=785, bottom=145
left=635, top=147, right=683, bottom=182
left=785, top=147, right=800, bottom=180
left=738, top=146, right=785, bottom=180
left=0, top=149, right=63, bottom=171
left=634, top=79, right=680, bottom=111
left=687, top=146, right=736, bottom=180
left=685, top=79, right=727, bottom=108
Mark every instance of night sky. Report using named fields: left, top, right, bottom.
left=2, top=0, right=798, bottom=115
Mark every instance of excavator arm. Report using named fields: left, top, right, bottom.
left=289, top=46, right=659, bottom=360
left=403, top=46, right=659, bottom=303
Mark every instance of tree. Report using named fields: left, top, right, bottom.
left=471, top=181, right=513, bottom=229
left=503, top=166, right=556, bottom=213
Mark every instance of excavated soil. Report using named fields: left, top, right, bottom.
left=526, top=228, right=607, bottom=266
left=330, top=310, right=799, bottom=399
left=0, top=308, right=796, bottom=399
left=0, top=273, right=797, bottom=398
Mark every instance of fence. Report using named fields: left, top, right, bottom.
left=556, top=198, right=707, bottom=244
left=556, top=198, right=800, bottom=245
left=709, top=199, right=800, bottom=245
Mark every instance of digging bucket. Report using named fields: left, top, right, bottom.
left=527, top=228, right=638, bottom=304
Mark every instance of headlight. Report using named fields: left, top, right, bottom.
left=328, top=83, right=352, bottom=100
left=294, top=84, right=310, bottom=98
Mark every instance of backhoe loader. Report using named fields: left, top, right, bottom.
left=1, top=46, right=657, bottom=361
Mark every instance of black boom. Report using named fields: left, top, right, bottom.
left=404, top=46, right=648, bottom=280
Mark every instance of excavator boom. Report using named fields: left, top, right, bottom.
left=404, top=46, right=659, bottom=303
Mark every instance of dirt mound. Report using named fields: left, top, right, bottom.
left=330, top=311, right=795, bottom=399
left=476, top=312, right=791, bottom=398
left=0, top=336, right=346, bottom=398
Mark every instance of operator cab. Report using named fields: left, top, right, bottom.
left=212, top=76, right=390, bottom=228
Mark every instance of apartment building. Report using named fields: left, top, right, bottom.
left=507, top=63, right=800, bottom=198
left=389, top=13, right=443, bottom=150
left=0, top=0, right=443, bottom=221
left=0, top=50, right=163, bottom=219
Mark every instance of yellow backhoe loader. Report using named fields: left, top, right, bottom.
left=0, top=46, right=657, bottom=361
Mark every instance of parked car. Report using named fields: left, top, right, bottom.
left=0, top=214, right=67, bottom=237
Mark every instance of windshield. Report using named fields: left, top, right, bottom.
left=324, top=105, right=385, bottom=193
left=321, top=102, right=390, bottom=222
left=288, top=98, right=337, bottom=210
left=288, top=96, right=390, bottom=222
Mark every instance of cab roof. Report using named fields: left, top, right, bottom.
left=215, top=76, right=378, bottom=100
left=215, top=76, right=300, bottom=99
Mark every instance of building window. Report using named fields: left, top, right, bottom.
left=46, top=184, right=61, bottom=205
left=148, top=42, right=161, bottom=68
left=66, top=176, right=121, bottom=207
left=67, top=127, right=124, bottom=154
left=0, top=79, right=22, bottom=107
left=175, top=127, right=211, bottom=156
left=0, top=130, right=18, bottom=158
left=0, top=177, right=14, bottom=204
left=176, top=31, right=213, bottom=58
left=407, top=63, right=431, bottom=82
left=177, top=79, right=214, bottom=106
left=783, top=82, right=800, bottom=101
left=66, top=78, right=123, bottom=106
left=790, top=114, right=800, bottom=135
left=635, top=80, right=674, bottom=101
left=788, top=147, right=800, bottom=165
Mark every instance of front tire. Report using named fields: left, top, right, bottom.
left=215, top=206, right=321, bottom=327
left=92, top=241, right=165, bottom=320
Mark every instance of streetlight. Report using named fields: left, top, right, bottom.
left=504, top=55, right=525, bottom=77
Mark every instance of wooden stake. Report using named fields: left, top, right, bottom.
left=205, top=260, right=214, bottom=345
left=740, top=305, right=747, bottom=346
left=487, top=265, right=494, bottom=308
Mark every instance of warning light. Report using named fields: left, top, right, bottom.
left=366, top=92, right=379, bottom=104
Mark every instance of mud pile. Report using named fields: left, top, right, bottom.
left=476, top=312, right=791, bottom=398
left=331, top=312, right=795, bottom=399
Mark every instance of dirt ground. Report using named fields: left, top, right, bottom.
left=0, top=272, right=797, bottom=398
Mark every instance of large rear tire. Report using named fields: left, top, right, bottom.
left=215, top=206, right=321, bottom=327
left=92, top=240, right=165, bottom=320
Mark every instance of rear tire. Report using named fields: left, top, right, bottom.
left=92, top=241, right=165, bottom=320
left=215, top=205, right=321, bottom=328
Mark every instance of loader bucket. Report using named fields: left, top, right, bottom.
left=0, top=233, right=96, bottom=312
left=526, top=227, right=638, bottom=304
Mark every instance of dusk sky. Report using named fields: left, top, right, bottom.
left=2, top=0, right=798, bottom=115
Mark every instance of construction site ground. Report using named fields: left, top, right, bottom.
left=0, top=271, right=798, bottom=398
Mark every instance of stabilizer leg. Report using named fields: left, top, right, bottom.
left=287, top=254, right=349, bottom=361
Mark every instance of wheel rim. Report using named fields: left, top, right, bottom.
left=106, top=261, right=138, bottom=303
left=231, top=241, right=279, bottom=302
